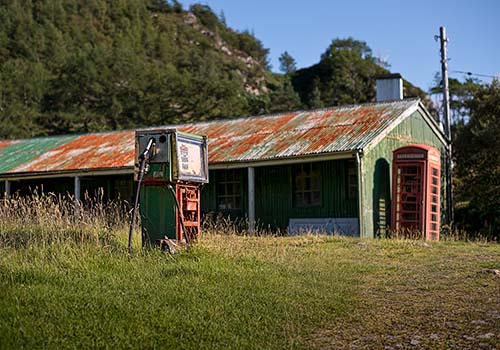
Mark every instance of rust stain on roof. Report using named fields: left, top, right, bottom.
left=11, top=131, right=135, bottom=173
left=0, top=99, right=420, bottom=176
left=0, top=140, right=17, bottom=150
left=178, top=99, right=419, bottom=163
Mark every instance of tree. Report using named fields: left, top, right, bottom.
left=453, top=79, right=500, bottom=237
left=320, top=37, right=373, bottom=61
left=0, top=0, right=274, bottom=138
left=267, top=76, right=302, bottom=113
left=292, top=37, right=387, bottom=107
left=307, top=77, right=323, bottom=109
left=278, top=51, right=296, bottom=74
left=430, top=75, right=481, bottom=124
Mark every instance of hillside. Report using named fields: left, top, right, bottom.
left=0, top=0, right=280, bottom=138
left=0, top=1, right=433, bottom=140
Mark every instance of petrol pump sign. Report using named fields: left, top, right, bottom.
left=173, top=132, right=208, bottom=183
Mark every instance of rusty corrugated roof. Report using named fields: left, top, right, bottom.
left=0, top=99, right=420, bottom=176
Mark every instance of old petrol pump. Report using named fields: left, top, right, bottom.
left=128, top=128, right=208, bottom=251
left=391, top=144, right=441, bottom=241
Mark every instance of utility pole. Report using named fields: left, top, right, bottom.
left=437, top=26, right=454, bottom=225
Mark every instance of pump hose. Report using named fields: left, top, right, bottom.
left=128, top=157, right=147, bottom=253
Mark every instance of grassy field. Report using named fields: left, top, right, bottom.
left=0, top=196, right=499, bottom=349
left=0, top=233, right=499, bottom=349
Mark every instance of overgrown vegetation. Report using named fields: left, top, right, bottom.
left=0, top=191, right=128, bottom=248
left=0, top=1, right=430, bottom=140
left=0, top=0, right=276, bottom=138
left=430, top=78, right=500, bottom=237
left=0, top=197, right=499, bottom=349
left=290, top=37, right=434, bottom=113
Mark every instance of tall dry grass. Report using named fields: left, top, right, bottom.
left=0, top=190, right=130, bottom=248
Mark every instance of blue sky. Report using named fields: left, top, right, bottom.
left=180, top=0, right=499, bottom=92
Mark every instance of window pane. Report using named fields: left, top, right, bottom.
left=217, top=170, right=241, bottom=210
left=296, top=177, right=304, bottom=189
left=305, top=177, right=311, bottom=189
left=304, top=192, right=311, bottom=205
left=312, top=177, right=321, bottom=191
left=293, top=163, right=321, bottom=207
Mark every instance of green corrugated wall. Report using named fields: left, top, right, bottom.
left=201, top=159, right=358, bottom=231
left=360, top=110, right=448, bottom=238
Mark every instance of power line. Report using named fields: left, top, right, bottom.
left=450, top=70, right=498, bottom=79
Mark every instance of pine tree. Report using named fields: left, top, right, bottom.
left=279, top=51, right=296, bottom=74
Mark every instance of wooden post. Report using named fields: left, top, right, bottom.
left=248, top=167, right=255, bottom=233
left=4, top=180, right=11, bottom=199
left=74, top=176, right=81, bottom=204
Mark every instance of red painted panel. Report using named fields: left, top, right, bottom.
left=392, top=144, right=441, bottom=241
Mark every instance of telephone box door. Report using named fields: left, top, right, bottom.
left=392, top=144, right=441, bottom=241
left=393, top=163, right=424, bottom=233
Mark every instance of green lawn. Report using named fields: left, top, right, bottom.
left=1, top=234, right=499, bottom=349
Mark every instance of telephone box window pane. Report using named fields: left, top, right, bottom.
left=403, top=203, right=416, bottom=211
left=432, top=177, right=438, bottom=186
left=293, top=163, right=321, bottom=207
left=432, top=168, right=438, bottom=176
left=402, top=213, right=416, bottom=221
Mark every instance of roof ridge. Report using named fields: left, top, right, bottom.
left=0, top=98, right=420, bottom=143
left=170, top=98, right=420, bottom=129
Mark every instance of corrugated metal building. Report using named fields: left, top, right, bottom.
left=0, top=80, right=449, bottom=237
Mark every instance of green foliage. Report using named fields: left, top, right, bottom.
left=430, top=75, right=481, bottom=124
left=267, top=75, right=302, bottom=113
left=453, top=79, right=500, bottom=237
left=292, top=38, right=386, bottom=107
left=278, top=51, right=296, bottom=74
left=0, top=3, right=431, bottom=140
left=307, top=77, right=323, bottom=109
left=0, top=0, right=273, bottom=138
left=291, top=37, right=431, bottom=111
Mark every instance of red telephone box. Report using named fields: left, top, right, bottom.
left=391, top=144, right=441, bottom=240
